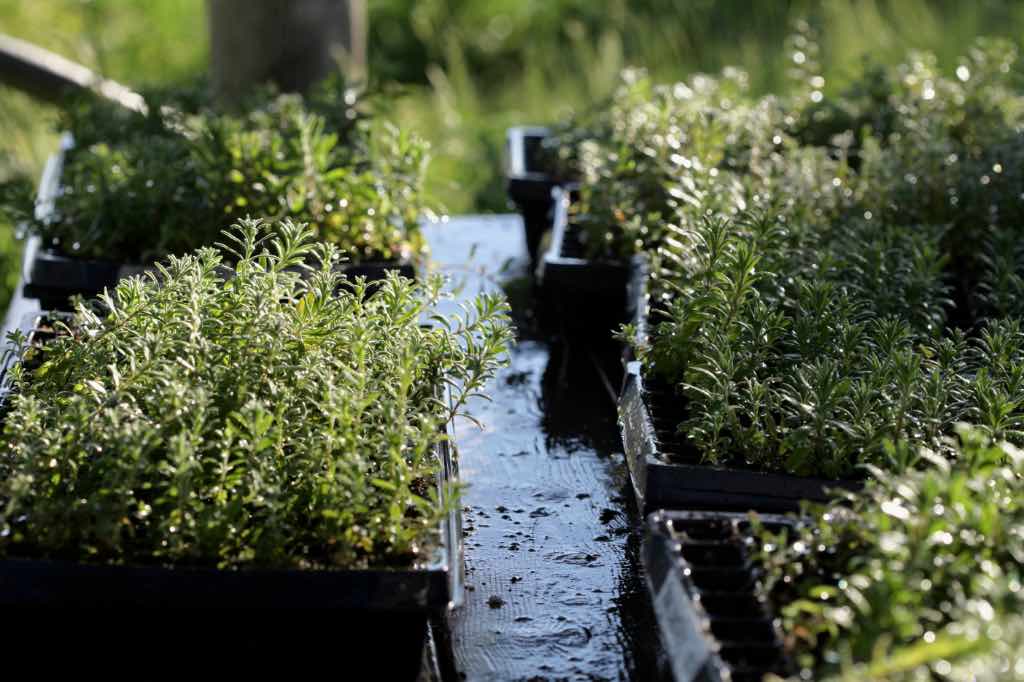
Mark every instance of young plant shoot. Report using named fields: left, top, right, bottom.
left=553, top=39, right=1024, bottom=477
left=755, top=426, right=1024, bottom=680
left=0, top=219, right=513, bottom=569
left=20, top=86, right=433, bottom=265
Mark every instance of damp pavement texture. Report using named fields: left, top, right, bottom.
left=423, top=216, right=666, bottom=681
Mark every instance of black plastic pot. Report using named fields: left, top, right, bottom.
left=619, top=259, right=859, bottom=513
left=506, top=126, right=559, bottom=263
left=23, top=137, right=416, bottom=310
left=21, top=234, right=148, bottom=310
left=536, top=186, right=634, bottom=335
left=644, top=510, right=794, bottom=682
left=0, top=311, right=462, bottom=679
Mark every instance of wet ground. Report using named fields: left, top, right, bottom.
left=423, top=215, right=666, bottom=681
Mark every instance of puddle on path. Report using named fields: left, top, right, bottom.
left=423, top=215, right=665, bottom=681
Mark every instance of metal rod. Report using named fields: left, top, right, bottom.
left=0, top=33, right=145, bottom=113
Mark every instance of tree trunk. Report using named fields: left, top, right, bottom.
left=207, top=0, right=365, bottom=104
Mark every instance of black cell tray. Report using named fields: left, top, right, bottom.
left=619, top=258, right=859, bottom=513
left=23, top=238, right=415, bottom=310
left=644, top=510, right=794, bottom=682
left=0, top=312, right=462, bottom=679
left=23, top=137, right=415, bottom=310
left=506, top=126, right=559, bottom=262
left=536, top=186, right=634, bottom=334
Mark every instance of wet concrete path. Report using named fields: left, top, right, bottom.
left=423, top=215, right=665, bottom=681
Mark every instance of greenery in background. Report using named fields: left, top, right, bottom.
left=370, top=0, right=1024, bottom=213
left=610, top=40, right=1024, bottom=478
left=754, top=426, right=1024, bottom=680
left=0, top=219, right=512, bottom=568
left=10, top=83, right=433, bottom=263
left=554, top=34, right=1024, bottom=260
left=0, top=166, right=30, bottom=301
left=0, top=0, right=208, bottom=308
left=0, top=0, right=207, bottom=187
left=5, top=2, right=1024, bottom=212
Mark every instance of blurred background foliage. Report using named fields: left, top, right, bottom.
left=1, top=0, right=1023, bottom=305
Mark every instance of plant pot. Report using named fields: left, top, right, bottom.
left=23, top=137, right=416, bottom=310
left=0, top=311, right=463, bottom=678
left=506, top=126, right=559, bottom=263
left=20, top=233, right=151, bottom=310
left=536, top=186, right=633, bottom=335
left=619, top=259, right=860, bottom=513
left=644, top=510, right=794, bottom=682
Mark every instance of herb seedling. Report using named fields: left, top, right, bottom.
left=588, top=38, right=1024, bottom=477
left=20, top=84, right=433, bottom=265
left=755, top=426, right=1024, bottom=679
left=0, top=219, right=513, bottom=570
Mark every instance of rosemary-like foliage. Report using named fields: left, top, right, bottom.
left=547, top=31, right=1024, bottom=681
left=20, top=85, right=433, bottom=264
left=0, top=219, right=513, bottom=569
left=588, top=38, right=1024, bottom=476
left=754, top=426, right=1024, bottom=680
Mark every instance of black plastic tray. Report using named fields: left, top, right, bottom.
left=644, top=510, right=794, bottom=682
left=536, top=186, right=633, bottom=334
left=23, top=137, right=415, bottom=310
left=619, top=259, right=858, bottom=513
left=506, top=126, right=559, bottom=262
left=23, top=240, right=415, bottom=310
left=0, top=311, right=462, bottom=677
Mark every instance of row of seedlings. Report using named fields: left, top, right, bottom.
left=0, top=81, right=513, bottom=675
left=9, top=81, right=430, bottom=307
left=510, top=35, right=1024, bottom=680
left=647, top=426, right=1024, bottom=680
